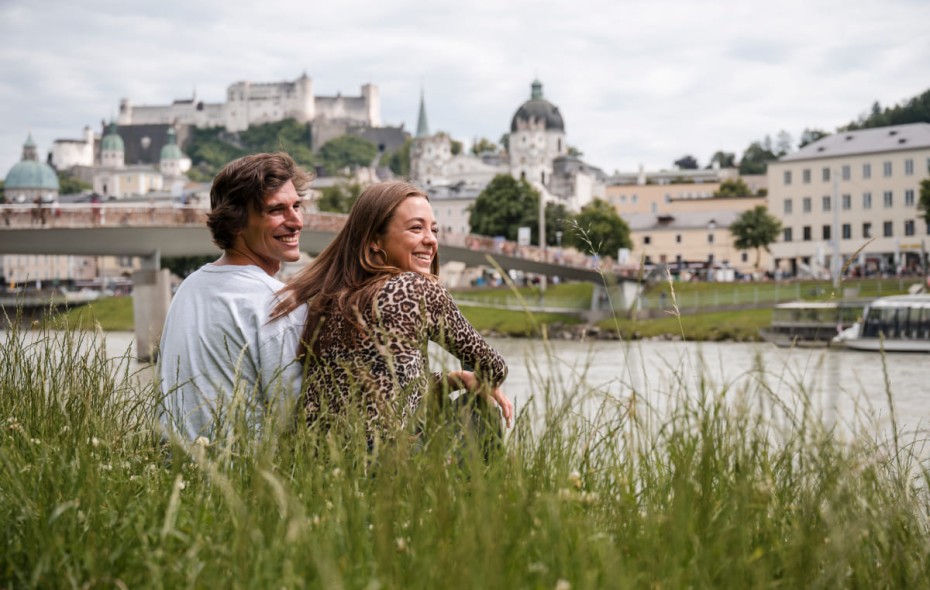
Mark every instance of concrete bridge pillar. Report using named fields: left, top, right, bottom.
left=132, top=252, right=170, bottom=362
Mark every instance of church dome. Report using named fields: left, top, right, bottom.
left=160, top=128, right=183, bottom=161
left=4, top=135, right=59, bottom=191
left=101, top=121, right=124, bottom=152
left=510, top=80, right=564, bottom=133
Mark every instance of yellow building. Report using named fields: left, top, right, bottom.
left=768, top=123, right=930, bottom=278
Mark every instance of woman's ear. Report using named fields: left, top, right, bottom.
left=369, top=240, right=382, bottom=255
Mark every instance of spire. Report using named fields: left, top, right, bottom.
left=531, top=79, right=543, bottom=100
left=22, top=134, right=38, bottom=161
left=416, top=89, right=430, bottom=138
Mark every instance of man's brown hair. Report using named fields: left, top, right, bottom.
left=207, top=152, right=314, bottom=250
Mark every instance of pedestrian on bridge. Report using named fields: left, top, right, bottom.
left=158, top=152, right=313, bottom=441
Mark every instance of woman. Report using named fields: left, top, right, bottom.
left=274, top=182, right=512, bottom=437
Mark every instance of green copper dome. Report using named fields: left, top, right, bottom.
left=160, top=128, right=183, bottom=160
left=4, top=135, right=59, bottom=190
left=101, top=121, right=124, bottom=152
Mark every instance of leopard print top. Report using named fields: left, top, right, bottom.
left=301, top=272, right=508, bottom=433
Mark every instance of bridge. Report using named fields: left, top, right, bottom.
left=0, top=203, right=641, bottom=359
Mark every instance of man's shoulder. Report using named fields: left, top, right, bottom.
left=180, top=264, right=284, bottom=294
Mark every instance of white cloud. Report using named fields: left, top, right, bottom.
left=1, top=0, right=929, bottom=176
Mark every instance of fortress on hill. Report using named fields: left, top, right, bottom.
left=117, top=72, right=381, bottom=132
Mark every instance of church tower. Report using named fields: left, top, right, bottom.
left=508, top=80, right=566, bottom=187
left=100, top=121, right=125, bottom=168
left=410, top=90, right=452, bottom=186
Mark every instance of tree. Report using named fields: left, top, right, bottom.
left=567, top=146, right=584, bottom=158
left=738, top=141, right=777, bottom=175
left=713, top=178, right=753, bottom=198
left=471, top=137, right=498, bottom=155
left=729, top=205, right=782, bottom=270
left=798, top=128, right=830, bottom=149
left=706, top=151, right=736, bottom=169
left=775, top=130, right=793, bottom=156
left=450, top=139, right=463, bottom=156
left=469, top=175, right=544, bottom=244
left=317, top=182, right=363, bottom=213
left=385, top=138, right=412, bottom=177
left=58, top=171, right=91, bottom=195
left=162, top=255, right=215, bottom=278
left=674, top=155, right=699, bottom=170
left=564, top=198, right=632, bottom=259
left=918, top=176, right=930, bottom=227
left=318, top=135, right=378, bottom=175
left=498, top=134, right=510, bottom=154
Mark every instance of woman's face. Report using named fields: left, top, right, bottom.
left=375, top=196, right=438, bottom=274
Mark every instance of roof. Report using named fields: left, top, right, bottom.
left=511, top=80, right=564, bottom=132
left=623, top=210, right=742, bottom=231
left=778, top=123, right=930, bottom=163
left=5, top=160, right=60, bottom=190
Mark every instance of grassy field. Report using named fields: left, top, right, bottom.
left=2, top=317, right=929, bottom=588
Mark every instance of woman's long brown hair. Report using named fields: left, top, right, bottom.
left=273, top=181, right=440, bottom=357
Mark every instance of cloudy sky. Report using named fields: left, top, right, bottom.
left=1, top=0, right=928, bottom=177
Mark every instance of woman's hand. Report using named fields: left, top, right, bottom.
left=447, top=370, right=514, bottom=429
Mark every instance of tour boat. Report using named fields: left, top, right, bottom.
left=760, top=300, right=865, bottom=348
left=833, top=294, right=930, bottom=352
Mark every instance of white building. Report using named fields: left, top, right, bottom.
left=768, top=123, right=930, bottom=278
left=117, top=73, right=380, bottom=133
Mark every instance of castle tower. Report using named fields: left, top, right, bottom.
left=100, top=121, right=125, bottom=168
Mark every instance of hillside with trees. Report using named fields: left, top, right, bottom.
left=841, top=88, right=930, bottom=131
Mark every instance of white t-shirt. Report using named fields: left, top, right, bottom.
left=158, top=264, right=307, bottom=440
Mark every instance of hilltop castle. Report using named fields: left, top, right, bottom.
left=117, top=72, right=380, bottom=133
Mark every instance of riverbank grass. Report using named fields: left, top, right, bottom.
left=3, top=315, right=930, bottom=587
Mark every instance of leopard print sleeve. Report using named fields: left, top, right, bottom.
left=401, top=272, right=508, bottom=387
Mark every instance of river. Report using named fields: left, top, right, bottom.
left=12, top=330, right=930, bottom=441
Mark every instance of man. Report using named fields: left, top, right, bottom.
left=158, top=152, right=312, bottom=440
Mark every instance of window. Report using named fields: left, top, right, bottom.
left=883, top=161, right=892, bottom=177
left=863, top=222, right=872, bottom=238
left=905, top=220, right=915, bottom=236
left=905, top=159, right=914, bottom=176
left=741, top=252, right=748, bottom=263
left=842, top=194, right=851, bottom=210
left=783, top=227, right=793, bottom=242
left=803, top=226, right=812, bottom=241
left=632, top=195, right=638, bottom=203
left=863, top=192, right=872, bottom=209
left=802, top=169, right=811, bottom=183
left=863, top=163, right=871, bottom=179
left=883, top=191, right=893, bottom=208
left=650, top=202, right=658, bottom=213
left=842, top=223, right=851, bottom=239
left=883, top=221, right=893, bottom=237
left=675, top=234, right=682, bottom=243
left=842, top=165, right=851, bottom=180
left=707, top=233, right=715, bottom=244
left=643, top=235, right=651, bottom=245
left=822, top=195, right=831, bottom=211
left=802, top=197, right=812, bottom=212
left=822, top=167, right=831, bottom=182
left=822, top=225, right=831, bottom=240
left=783, top=170, right=792, bottom=185
left=784, top=199, right=793, bottom=214
left=905, top=189, right=915, bottom=207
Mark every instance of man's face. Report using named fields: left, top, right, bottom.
left=232, top=179, right=304, bottom=276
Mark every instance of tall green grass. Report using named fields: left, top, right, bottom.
left=2, top=313, right=929, bottom=588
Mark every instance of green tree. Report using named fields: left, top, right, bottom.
left=469, top=175, right=543, bottom=243
left=564, top=198, right=632, bottom=259
left=738, top=141, right=777, bottom=175
left=674, top=155, right=699, bottom=169
left=471, top=137, right=498, bottom=155
left=162, top=255, right=215, bottom=278
left=567, top=146, right=584, bottom=158
left=499, top=134, right=510, bottom=154
left=729, top=205, right=782, bottom=270
left=918, top=176, right=930, bottom=227
left=58, top=172, right=91, bottom=195
left=319, top=136, right=378, bottom=175
left=713, top=178, right=753, bottom=197
left=317, top=182, right=363, bottom=214
left=798, top=128, right=830, bottom=149
left=385, top=138, right=412, bottom=178
left=707, top=151, right=736, bottom=169
left=0, top=179, right=5, bottom=203
left=450, top=139, right=463, bottom=156
left=842, top=89, right=930, bottom=130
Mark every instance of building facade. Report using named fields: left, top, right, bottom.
left=768, top=123, right=930, bottom=278
left=117, top=73, right=380, bottom=133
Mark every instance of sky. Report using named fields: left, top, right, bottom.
left=2, top=0, right=929, bottom=178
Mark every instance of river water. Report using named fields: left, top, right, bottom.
left=15, top=330, right=930, bottom=442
